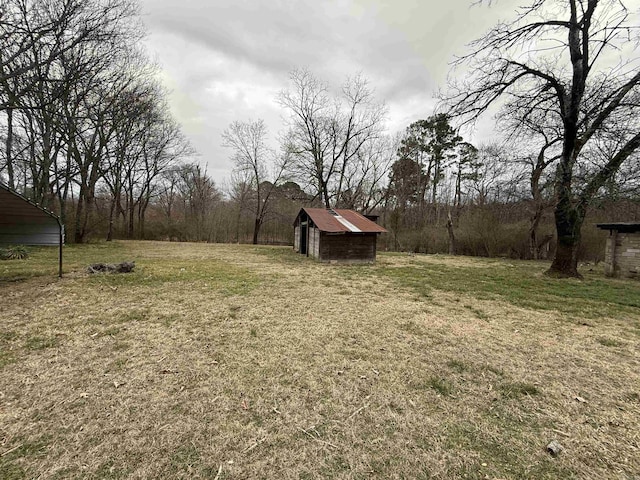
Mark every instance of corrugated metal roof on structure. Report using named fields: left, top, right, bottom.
left=597, top=223, right=640, bottom=233
left=298, top=208, right=387, bottom=234
left=0, top=183, right=64, bottom=276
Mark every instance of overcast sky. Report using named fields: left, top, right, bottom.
left=137, top=0, right=528, bottom=183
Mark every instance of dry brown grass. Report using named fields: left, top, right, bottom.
left=1, top=241, right=639, bottom=479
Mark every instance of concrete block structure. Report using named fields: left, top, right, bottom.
left=597, top=223, right=640, bottom=278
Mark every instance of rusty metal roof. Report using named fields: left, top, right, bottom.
left=597, top=223, right=640, bottom=233
left=296, top=208, right=387, bottom=233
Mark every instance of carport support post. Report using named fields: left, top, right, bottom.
left=610, top=229, right=617, bottom=276
left=58, top=222, right=63, bottom=278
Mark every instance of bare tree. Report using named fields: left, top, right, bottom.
left=338, top=134, right=395, bottom=213
left=176, top=163, right=222, bottom=241
left=68, top=54, right=150, bottom=243
left=444, top=0, right=640, bottom=277
left=0, top=0, right=138, bottom=189
left=101, top=77, right=190, bottom=240
left=226, top=169, right=253, bottom=243
left=222, top=119, right=289, bottom=244
left=278, top=68, right=386, bottom=208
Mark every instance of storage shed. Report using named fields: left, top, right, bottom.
left=293, top=208, right=386, bottom=263
left=597, top=223, right=640, bottom=278
left=0, top=183, right=64, bottom=277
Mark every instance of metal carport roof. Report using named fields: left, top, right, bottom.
left=0, top=183, right=64, bottom=277
left=596, top=223, right=640, bottom=233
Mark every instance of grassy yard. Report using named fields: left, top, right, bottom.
left=1, top=241, right=639, bottom=479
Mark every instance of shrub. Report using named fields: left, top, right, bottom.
left=0, top=245, right=30, bottom=260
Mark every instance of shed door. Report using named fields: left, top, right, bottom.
left=300, top=221, right=308, bottom=255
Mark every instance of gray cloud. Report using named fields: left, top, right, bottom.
left=138, top=0, right=527, bottom=182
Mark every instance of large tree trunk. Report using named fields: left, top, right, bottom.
left=106, top=189, right=118, bottom=241
left=446, top=210, right=456, bottom=255
left=138, top=213, right=145, bottom=239
left=106, top=213, right=115, bottom=241
left=546, top=3, right=585, bottom=278
left=252, top=218, right=261, bottom=245
left=37, top=123, right=53, bottom=209
left=128, top=205, right=134, bottom=239
left=127, top=190, right=135, bottom=239
left=74, top=190, right=86, bottom=243
left=5, top=108, right=14, bottom=189
left=74, top=170, right=98, bottom=244
left=547, top=200, right=583, bottom=278
left=548, top=239, right=581, bottom=278
left=322, top=181, right=331, bottom=209
left=235, top=206, right=242, bottom=243
left=528, top=204, right=544, bottom=260
left=56, top=149, right=74, bottom=226
left=138, top=194, right=150, bottom=239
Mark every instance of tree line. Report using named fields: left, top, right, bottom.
left=0, top=0, right=192, bottom=243
left=221, top=0, right=640, bottom=278
left=1, top=0, right=639, bottom=278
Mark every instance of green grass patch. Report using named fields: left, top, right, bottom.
left=464, top=304, right=490, bottom=321
left=1, top=241, right=260, bottom=296
left=91, top=460, right=132, bottom=479
left=1, top=242, right=129, bottom=281
left=0, top=437, right=50, bottom=480
left=500, top=382, right=540, bottom=399
left=251, top=245, right=305, bottom=264
left=0, top=460, right=24, bottom=480
left=0, top=330, right=18, bottom=369
left=86, top=260, right=259, bottom=296
left=119, top=308, right=150, bottom=323
left=427, top=377, right=453, bottom=396
left=444, top=421, right=575, bottom=479
left=447, top=359, right=470, bottom=373
left=0, top=331, right=18, bottom=342
left=373, top=255, right=640, bottom=319
left=24, top=335, right=59, bottom=351
left=597, top=337, right=624, bottom=347
left=0, top=350, right=16, bottom=369
left=167, top=444, right=201, bottom=475
left=101, top=326, right=121, bottom=337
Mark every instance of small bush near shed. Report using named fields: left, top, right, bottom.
left=0, top=245, right=29, bottom=260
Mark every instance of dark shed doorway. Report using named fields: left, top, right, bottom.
left=300, top=215, right=308, bottom=255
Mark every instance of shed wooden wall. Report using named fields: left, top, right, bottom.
left=604, top=231, right=640, bottom=278
left=294, top=225, right=300, bottom=252
left=319, top=233, right=376, bottom=262
left=309, top=227, right=320, bottom=258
